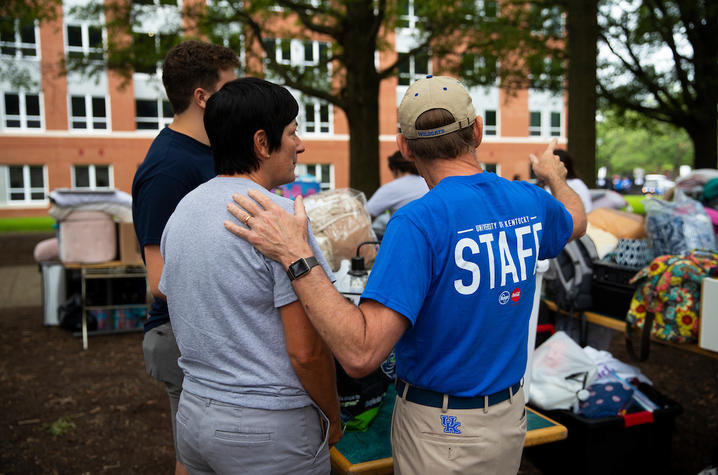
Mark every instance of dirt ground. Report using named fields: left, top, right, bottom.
left=1, top=232, right=717, bottom=474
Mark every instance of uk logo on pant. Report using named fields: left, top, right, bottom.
left=440, top=415, right=462, bottom=434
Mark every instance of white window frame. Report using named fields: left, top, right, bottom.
left=72, top=164, right=113, bottom=190
left=2, top=92, right=43, bottom=130
left=65, top=22, right=104, bottom=61
left=1, top=164, right=48, bottom=205
left=300, top=100, right=332, bottom=136
left=483, top=109, right=497, bottom=136
left=529, top=110, right=542, bottom=136
left=398, top=52, right=431, bottom=86
left=0, top=19, right=38, bottom=58
left=135, top=97, right=173, bottom=130
left=69, top=95, right=109, bottom=131
left=550, top=111, right=562, bottom=137
left=294, top=163, right=334, bottom=191
left=398, top=0, right=421, bottom=30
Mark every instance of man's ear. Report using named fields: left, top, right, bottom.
left=253, top=129, right=270, bottom=160
left=473, top=115, right=483, bottom=148
left=396, top=134, right=415, bottom=162
left=193, top=87, right=212, bottom=111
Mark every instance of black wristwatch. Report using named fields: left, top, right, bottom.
left=287, top=256, right=319, bottom=281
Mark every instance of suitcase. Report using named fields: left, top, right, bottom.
left=591, top=261, right=640, bottom=319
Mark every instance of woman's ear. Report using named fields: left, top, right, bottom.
left=253, top=130, right=270, bottom=160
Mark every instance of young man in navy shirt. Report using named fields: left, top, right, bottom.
left=131, top=40, right=237, bottom=475
left=225, top=76, right=587, bottom=474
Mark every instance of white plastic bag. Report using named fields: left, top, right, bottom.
left=529, top=331, right=598, bottom=411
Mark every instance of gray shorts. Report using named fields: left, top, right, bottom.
left=142, top=321, right=184, bottom=452
left=176, top=391, right=330, bottom=475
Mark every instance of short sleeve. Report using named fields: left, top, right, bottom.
left=134, top=175, right=193, bottom=248
left=360, top=215, right=431, bottom=325
left=532, top=186, right=573, bottom=259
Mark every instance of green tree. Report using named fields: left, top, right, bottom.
left=596, top=110, right=693, bottom=176
left=66, top=0, right=564, bottom=194
left=598, top=0, right=718, bottom=170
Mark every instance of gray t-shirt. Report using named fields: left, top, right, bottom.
left=366, top=174, right=429, bottom=216
left=159, top=176, right=334, bottom=410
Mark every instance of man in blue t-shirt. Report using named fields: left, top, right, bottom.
left=225, top=76, right=586, bottom=474
left=131, top=40, right=237, bottom=475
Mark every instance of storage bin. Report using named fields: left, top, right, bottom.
left=59, top=211, right=117, bottom=264
left=525, top=383, right=682, bottom=475
left=40, top=262, right=66, bottom=326
left=591, top=261, right=640, bottom=318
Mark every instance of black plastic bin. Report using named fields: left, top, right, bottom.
left=591, top=261, right=641, bottom=319
left=525, top=383, right=682, bottom=475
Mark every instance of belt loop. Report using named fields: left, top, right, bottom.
left=520, top=377, right=525, bottom=387
left=441, top=394, right=449, bottom=413
left=483, top=395, right=489, bottom=414
left=509, top=385, right=514, bottom=404
left=401, top=380, right=409, bottom=399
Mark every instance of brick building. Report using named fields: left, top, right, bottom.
left=0, top=1, right=565, bottom=218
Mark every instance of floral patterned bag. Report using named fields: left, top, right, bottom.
left=625, top=249, right=718, bottom=360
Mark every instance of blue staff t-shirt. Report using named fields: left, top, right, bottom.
left=361, top=172, right=573, bottom=397
left=132, top=127, right=216, bottom=332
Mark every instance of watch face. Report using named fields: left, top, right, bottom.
left=289, top=258, right=310, bottom=279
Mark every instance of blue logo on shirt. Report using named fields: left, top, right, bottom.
left=440, top=415, right=462, bottom=434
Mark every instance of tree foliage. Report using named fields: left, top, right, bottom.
left=596, top=109, right=693, bottom=176
left=597, top=0, right=718, bottom=170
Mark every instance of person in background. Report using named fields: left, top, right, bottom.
left=160, top=77, right=341, bottom=473
left=554, top=149, right=593, bottom=213
left=225, top=75, right=586, bottom=474
left=131, top=40, right=238, bottom=475
left=367, top=151, right=429, bottom=217
left=367, top=151, right=429, bottom=238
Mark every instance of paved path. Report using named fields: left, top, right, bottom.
left=0, top=264, right=42, bottom=308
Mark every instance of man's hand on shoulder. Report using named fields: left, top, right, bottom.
left=529, top=138, right=567, bottom=187
left=224, top=189, right=313, bottom=268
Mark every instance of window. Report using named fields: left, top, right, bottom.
left=70, top=95, right=108, bottom=130
left=132, top=31, right=178, bottom=75
left=398, top=0, right=421, bottom=29
left=398, top=51, right=430, bottom=86
left=460, top=0, right=497, bottom=19
left=302, top=40, right=329, bottom=71
left=460, top=53, right=497, bottom=84
left=481, top=163, right=497, bottom=173
left=528, top=56, right=562, bottom=90
left=550, top=111, right=561, bottom=137
left=484, top=110, right=497, bottom=136
left=3, top=93, right=42, bottom=129
left=529, top=4, right=564, bottom=36
left=295, top=163, right=334, bottom=191
left=72, top=165, right=112, bottom=189
left=0, top=18, right=37, bottom=57
left=529, top=111, right=541, bottom=136
left=66, top=23, right=103, bottom=61
left=135, top=98, right=173, bottom=130
left=302, top=101, right=331, bottom=135
left=2, top=165, right=46, bottom=204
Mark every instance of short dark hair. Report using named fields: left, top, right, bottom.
left=405, top=108, right=476, bottom=161
left=162, top=40, right=239, bottom=115
left=554, top=149, right=579, bottom=179
left=388, top=151, right=419, bottom=175
left=204, top=78, right=299, bottom=175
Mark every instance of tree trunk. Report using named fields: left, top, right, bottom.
left=688, top=121, right=718, bottom=170
left=344, top=81, right=381, bottom=197
left=566, top=0, right=598, bottom=186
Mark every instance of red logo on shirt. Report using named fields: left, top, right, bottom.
left=511, top=288, right=521, bottom=302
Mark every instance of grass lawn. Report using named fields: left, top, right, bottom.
left=0, top=216, right=56, bottom=233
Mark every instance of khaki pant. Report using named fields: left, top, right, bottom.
left=391, top=386, right=527, bottom=475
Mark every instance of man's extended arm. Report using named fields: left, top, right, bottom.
left=225, top=191, right=409, bottom=378
left=279, top=301, right=342, bottom=446
left=530, top=139, right=587, bottom=241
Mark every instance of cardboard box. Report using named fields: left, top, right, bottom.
left=700, top=277, right=718, bottom=353
left=117, top=222, right=144, bottom=265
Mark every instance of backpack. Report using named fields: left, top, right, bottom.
left=544, top=234, right=598, bottom=313
left=625, top=249, right=718, bottom=360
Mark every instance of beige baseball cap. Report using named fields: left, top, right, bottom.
left=398, top=75, right=476, bottom=139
